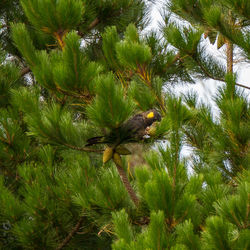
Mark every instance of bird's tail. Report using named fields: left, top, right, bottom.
left=85, top=136, right=104, bottom=146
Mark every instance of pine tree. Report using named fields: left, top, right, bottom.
left=0, top=0, right=249, bottom=249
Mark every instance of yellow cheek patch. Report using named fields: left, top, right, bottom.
left=146, top=112, right=154, bottom=119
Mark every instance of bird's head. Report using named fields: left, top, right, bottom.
left=145, top=109, right=161, bottom=126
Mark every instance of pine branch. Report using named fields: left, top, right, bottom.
left=164, top=53, right=181, bottom=69
left=56, top=217, right=84, bottom=250
left=115, top=162, right=140, bottom=207
left=168, top=53, right=250, bottom=90
left=163, top=52, right=249, bottom=90
left=194, top=57, right=250, bottom=90
left=136, top=64, right=166, bottom=114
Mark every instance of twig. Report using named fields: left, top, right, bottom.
left=57, top=87, right=93, bottom=102
left=235, top=82, right=250, bottom=90
left=88, top=18, right=99, bottom=30
left=194, top=57, right=250, bottom=90
left=164, top=53, right=181, bottom=70
left=56, top=217, right=84, bottom=250
left=63, top=143, right=103, bottom=153
left=115, top=162, right=140, bottom=207
left=78, top=18, right=100, bottom=37
left=20, top=67, right=30, bottom=76
left=167, top=53, right=250, bottom=90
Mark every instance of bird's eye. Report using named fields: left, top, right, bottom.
left=146, top=112, right=154, bottom=119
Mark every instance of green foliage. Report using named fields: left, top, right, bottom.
left=144, top=211, right=168, bottom=249
left=201, top=170, right=231, bottom=215
left=92, top=166, right=132, bottom=209
left=169, top=0, right=204, bottom=24
left=128, top=80, right=157, bottom=111
left=0, top=150, right=116, bottom=249
left=214, top=178, right=250, bottom=230
left=53, top=31, right=103, bottom=94
left=116, top=24, right=152, bottom=70
left=175, top=220, right=201, bottom=250
left=0, top=108, right=31, bottom=168
left=183, top=74, right=249, bottom=177
left=11, top=23, right=39, bottom=67
left=144, top=169, right=175, bottom=212
left=112, top=209, right=133, bottom=244
left=0, top=177, right=25, bottom=222
left=165, top=25, right=202, bottom=55
left=211, top=75, right=249, bottom=175
left=223, top=0, right=250, bottom=20
left=202, top=216, right=235, bottom=249
left=1, top=0, right=249, bottom=249
left=86, top=74, right=135, bottom=129
left=102, top=26, right=121, bottom=70
left=113, top=210, right=168, bottom=250
left=165, top=23, right=226, bottom=80
left=116, top=41, right=151, bottom=71
left=11, top=27, right=103, bottom=95
left=0, top=62, right=20, bottom=107
left=12, top=87, right=97, bottom=147
left=169, top=0, right=250, bottom=59
left=32, top=50, right=58, bottom=90
left=21, top=0, right=83, bottom=33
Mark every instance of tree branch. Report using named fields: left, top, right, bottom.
left=88, top=18, right=99, bottom=30
left=234, top=82, right=250, bottom=90
left=20, top=67, right=30, bottom=76
left=56, top=217, right=84, bottom=250
left=194, top=57, right=250, bottom=90
left=166, top=54, right=250, bottom=90
left=77, top=18, right=100, bottom=37
left=164, top=53, right=181, bottom=69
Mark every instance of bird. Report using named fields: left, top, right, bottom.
left=86, top=109, right=161, bottom=147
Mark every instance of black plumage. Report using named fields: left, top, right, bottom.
left=86, top=109, right=161, bottom=147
